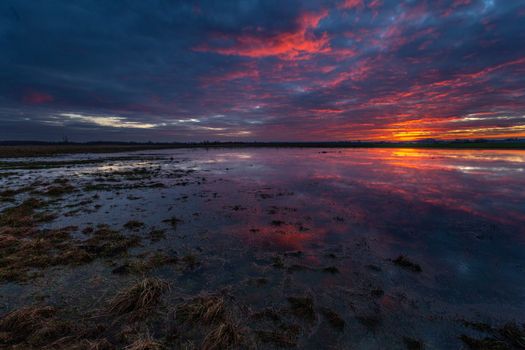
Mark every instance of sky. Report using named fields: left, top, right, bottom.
left=1, top=0, right=525, bottom=142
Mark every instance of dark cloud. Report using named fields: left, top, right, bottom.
left=0, top=0, right=524, bottom=141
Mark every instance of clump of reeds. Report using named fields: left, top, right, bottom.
left=0, top=305, right=85, bottom=347
left=173, top=294, right=248, bottom=349
left=0, top=197, right=47, bottom=228
left=201, top=321, right=242, bottom=350
left=0, top=305, right=56, bottom=336
left=125, top=333, right=163, bottom=350
left=175, top=295, right=225, bottom=325
left=108, top=277, right=169, bottom=320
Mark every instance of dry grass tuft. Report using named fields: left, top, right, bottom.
left=175, top=295, right=225, bottom=325
left=0, top=197, right=49, bottom=228
left=0, top=305, right=56, bottom=335
left=0, top=305, right=96, bottom=348
left=108, top=277, right=169, bottom=320
left=201, top=321, right=242, bottom=350
left=125, top=333, right=163, bottom=350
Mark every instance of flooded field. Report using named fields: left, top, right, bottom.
left=0, top=148, right=524, bottom=349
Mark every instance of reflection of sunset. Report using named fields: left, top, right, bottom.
left=194, top=148, right=525, bottom=255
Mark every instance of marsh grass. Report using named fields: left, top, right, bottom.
left=0, top=220, right=143, bottom=282
left=173, top=294, right=249, bottom=349
left=0, top=185, right=36, bottom=200
left=201, top=321, right=242, bottom=350
left=108, top=277, right=169, bottom=321
left=81, top=225, right=142, bottom=258
left=0, top=305, right=56, bottom=337
left=175, top=295, right=226, bottom=325
left=0, top=305, right=100, bottom=348
left=43, top=184, right=76, bottom=197
left=0, top=197, right=52, bottom=229
left=125, top=333, right=163, bottom=350
left=113, top=252, right=178, bottom=275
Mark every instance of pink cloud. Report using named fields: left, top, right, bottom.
left=194, top=10, right=330, bottom=60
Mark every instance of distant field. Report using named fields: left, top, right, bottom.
left=0, top=141, right=524, bottom=158
left=0, top=144, right=177, bottom=158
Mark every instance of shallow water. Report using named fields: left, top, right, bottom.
left=1, top=148, right=524, bottom=349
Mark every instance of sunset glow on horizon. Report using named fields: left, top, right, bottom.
left=1, top=0, right=524, bottom=142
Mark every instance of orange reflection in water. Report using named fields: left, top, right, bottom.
left=198, top=148, right=525, bottom=252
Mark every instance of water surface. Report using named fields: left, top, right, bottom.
left=1, top=148, right=524, bottom=349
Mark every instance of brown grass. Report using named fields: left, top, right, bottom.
left=125, top=333, right=163, bottom=350
left=201, top=321, right=242, bottom=350
left=108, top=277, right=169, bottom=320
left=0, top=197, right=51, bottom=229
left=175, top=295, right=226, bottom=325
left=0, top=305, right=87, bottom=347
left=81, top=225, right=142, bottom=258
left=42, top=182, right=76, bottom=197
left=0, top=220, right=145, bottom=282
left=0, top=305, right=56, bottom=335
left=113, top=252, right=178, bottom=275
left=0, top=226, right=93, bottom=282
